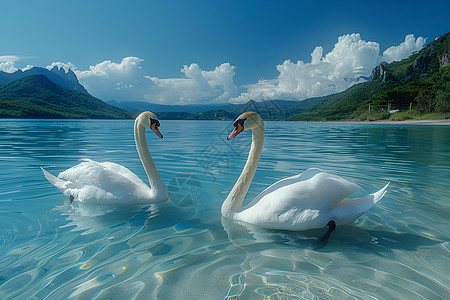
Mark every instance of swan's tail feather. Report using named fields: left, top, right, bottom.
left=372, top=182, right=390, bottom=205
left=332, top=182, right=390, bottom=225
left=41, top=167, right=75, bottom=193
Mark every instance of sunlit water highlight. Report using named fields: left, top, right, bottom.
left=0, top=119, right=449, bottom=299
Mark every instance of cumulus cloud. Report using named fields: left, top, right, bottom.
left=232, top=33, right=425, bottom=103
left=46, top=61, right=77, bottom=72
left=0, top=61, right=18, bottom=73
left=74, top=57, right=148, bottom=102
left=382, top=34, right=426, bottom=63
left=0, top=56, right=35, bottom=73
left=0, top=56, right=19, bottom=72
left=0, top=62, right=34, bottom=73
left=146, top=63, right=237, bottom=104
left=74, top=57, right=237, bottom=104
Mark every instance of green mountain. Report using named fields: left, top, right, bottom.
left=0, top=75, right=134, bottom=119
left=0, top=66, right=89, bottom=95
left=289, top=32, right=450, bottom=121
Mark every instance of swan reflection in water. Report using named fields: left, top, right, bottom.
left=221, top=216, right=440, bottom=256
left=52, top=171, right=202, bottom=237
left=221, top=216, right=336, bottom=251
left=55, top=200, right=161, bottom=235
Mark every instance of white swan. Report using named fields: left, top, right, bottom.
left=223, top=111, right=389, bottom=234
left=41, top=111, right=169, bottom=205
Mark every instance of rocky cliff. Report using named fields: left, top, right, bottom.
left=372, top=32, right=450, bottom=83
left=0, top=66, right=89, bottom=95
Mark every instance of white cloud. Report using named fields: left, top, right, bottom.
left=0, top=55, right=21, bottom=62
left=382, top=34, right=426, bottom=63
left=146, top=63, right=237, bottom=104
left=46, top=61, right=77, bottom=72
left=0, top=56, right=21, bottom=72
left=75, top=57, right=148, bottom=102
left=0, top=61, right=18, bottom=73
left=232, top=33, right=425, bottom=103
left=74, top=57, right=237, bottom=104
left=0, top=62, right=34, bottom=73
left=0, top=56, right=35, bottom=73
left=22, top=65, right=34, bottom=71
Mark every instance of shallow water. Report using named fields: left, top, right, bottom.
left=0, top=119, right=449, bottom=299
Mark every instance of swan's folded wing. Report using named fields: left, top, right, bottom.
left=59, top=160, right=143, bottom=191
left=100, top=161, right=147, bottom=186
left=246, top=168, right=364, bottom=212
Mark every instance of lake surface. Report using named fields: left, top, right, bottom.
left=0, top=119, right=449, bottom=299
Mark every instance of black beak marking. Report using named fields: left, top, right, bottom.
left=233, top=118, right=246, bottom=128
left=150, top=118, right=160, bottom=128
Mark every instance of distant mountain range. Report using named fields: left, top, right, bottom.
left=0, top=32, right=448, bottom=120
left=107, top=98, right=320, bottom=120
left=0, top=66, right=89, bottom=95
left=106, top=100, right=237, bottom=114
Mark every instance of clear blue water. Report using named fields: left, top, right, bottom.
left=0, top=119, right=449, bottom=299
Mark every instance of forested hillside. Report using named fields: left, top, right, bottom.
left=0, top=75, right=133, bottom=119
left=289, top=32, right=450, bottom=121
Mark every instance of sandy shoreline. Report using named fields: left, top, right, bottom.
left=322, top=119, right=450, bottom=126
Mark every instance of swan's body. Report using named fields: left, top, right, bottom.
left=41, top=111, right=169, bottom=205
left=223, top=112, right=389, bottom=231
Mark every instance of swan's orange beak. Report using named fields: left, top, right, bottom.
left=227, top=123, right=244, bottom=140
left=151, top=123, right=163, bottom=139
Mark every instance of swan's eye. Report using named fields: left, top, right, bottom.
left=233, top=118, right=246, bottom=128
left=150, top=118, right=160, bottom=128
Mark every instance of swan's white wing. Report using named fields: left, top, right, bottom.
left=100, top=161, right=147, bottom=187
left=59, top=160, right=140, bottom=188
left=56, top=159, right=151, bottom=204
left=237, top=168, right=366, bottom=230
left=246, top=168, right=363, bottom=211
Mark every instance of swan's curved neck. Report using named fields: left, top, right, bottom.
left=222, top=121, right=264, bottom=217
left=134, top=121, right=166, bottom=197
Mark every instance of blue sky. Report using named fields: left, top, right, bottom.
left=1, top=0, right=449, bottom=104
